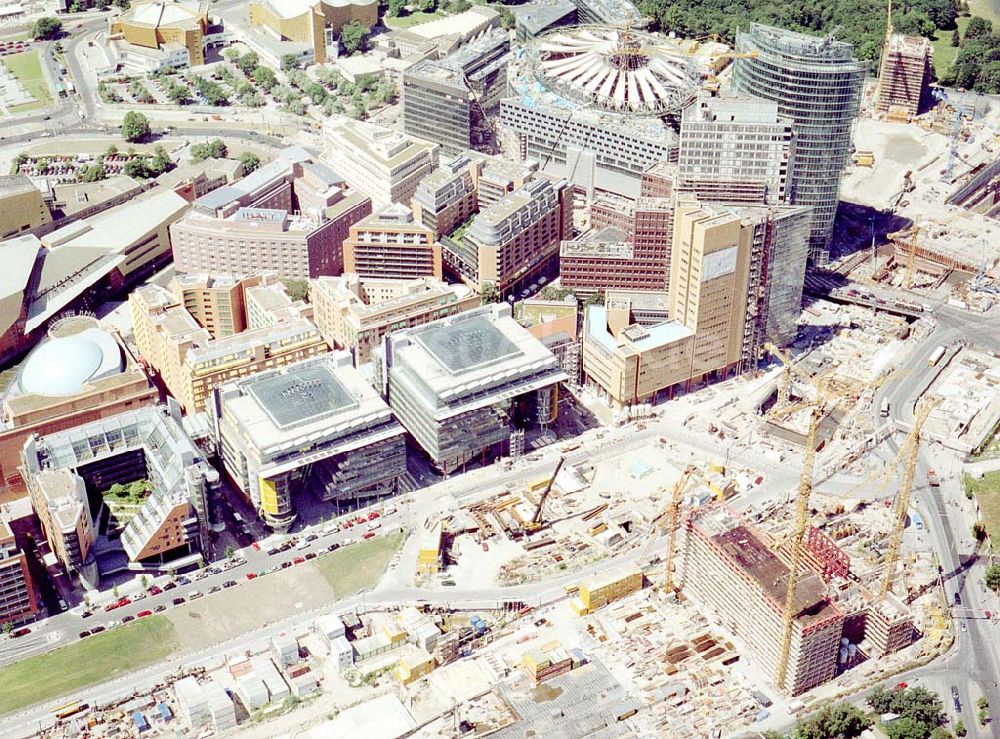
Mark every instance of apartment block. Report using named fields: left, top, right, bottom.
left=381, top=304, right=567, bottom=474
left=130, top=274, right=325, bottom=412
left=323, top=118, right=439, bottom=207
left=343, top=204, right=443, bottom=281
left=170, top=151, right=371, bottom=280
left=402, top=30, right=510, bottom=155
left=217, top=353, right=406, bottom=531
left=446, top=177, right=572, bottom=295
left=876, top=34, right=932, bottom=120
left=311, top=274, right=478, bottom=365
left=682, top=506, right=844, bottom=695
left=23, top=406, right=220, bottom=584
left=411, top=156, right=478, bottom=239
left=678, top=95, right=794, bottom=205
left=562, top=195, right=673, bottom=295
left=0, top=174, right=51, bottom=239
left=0, top=519, right=39, bottom=625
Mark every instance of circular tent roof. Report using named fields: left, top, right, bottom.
left=16, top=329, right=123, bottom=397
left=531, top=26, right=701, bottom=115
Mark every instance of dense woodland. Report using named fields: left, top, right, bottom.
left=632, top=0, right=1000, bottom=92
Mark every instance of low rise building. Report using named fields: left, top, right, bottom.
left=0, top=174, right=51, bottom=240
left=323, top=118, right=439, bottom=208
left=0, top=317, right=158, bottom=497
left=0, top=518, right=40, bottom=625
left=130, top=274, right=325, bottom=412
left=171, top=151, right=371, bottom=280
left=23, top=406, right=220, bottom=586
left=571, top=565, right=643, bottom=615
left=447, top=177, right=572, bottom=296
left=217, top=353, right=406, bottom=531
left=382, top=303, right=567, bottom=474
left=516, top=297, right=580, bottom=383
left=109, top=0, right=210, bottom=73
left=311, top=273, right=477, bottom=365
left=343, top=204, right=443, bottom=281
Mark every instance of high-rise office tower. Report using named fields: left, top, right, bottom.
left=733, top=24, right=864, bottom=264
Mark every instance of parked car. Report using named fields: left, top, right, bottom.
left=121, top=615, right=134, bottom=623
left=153, top=605, right=167, bottom=613
left=327, top=543, right=340, bottom=552
left=147, top=585, right=162, bottom=596
left=163, top=582, right=177, bottom=591
left=11, top=627, right=31, bottom=638
left=222, top=580, right=237, bottom=588
left=90, top=625, right=106, bottom=634
left=80, top=610, right=93, bottom=619
left=177, top=577, right=192, bottom=586
left=209, top=585, right=221, bottom=593
left=305, top=533, right=318, bottom=542
left=188, top=591, right=203, bottom=600
left=78, top=630, right=91, bottom=639
left=137, top=610, right=153, bottom=618
left=293, top=556, right=305, bottom=565
left=246, top=572, right=257, bottom=581
left=304, top=552, right=317, bottom=560
left=171, top=597, right=186, bottom=606
left=362, top=531, right=376, bottom=540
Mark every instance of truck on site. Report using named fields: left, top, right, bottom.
left=880, top=398, right=890, bottom=417
left=928, top=345, right=946, bottom=367
left=927, top=469, right=940, bottom=487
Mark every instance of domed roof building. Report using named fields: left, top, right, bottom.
left=0, top=317, right=158, bottom=496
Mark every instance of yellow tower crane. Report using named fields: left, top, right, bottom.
left=775, top=406, right=824, bottom=694
left=878, top=398, right=937, bottom=600
left=664, top=467, right=697, bottom=592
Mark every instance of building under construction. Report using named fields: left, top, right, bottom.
left=681, top=506, right=845, bottom=695
left=876, top=34, right=932, bottom=120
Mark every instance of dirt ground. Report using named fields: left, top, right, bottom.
left=166, top=566, right=337, bottom=651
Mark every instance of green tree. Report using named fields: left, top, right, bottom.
left=31, top=17, right=62, bottom=40
left=223, top=47, right=240, bottom=62
left=281, top=278, right=310, bottom=302
left=951, top=28, right=961, bottom=47
left=791, top=704, right=871, bottom=739
left=964, top=16, right=993, bottom=40
left=225, top=545, right=235, bottom=559
left=252, top=65, right=277, bottom=91
left=884, top=717, right=930, bottom=739
left=585, top=290, right=605, bottom=307
left=387, top=0, right=407, bottom=15
left=450, top=0, right=470, bottom=11
left=149, top=145, right=172, bottom=175
left=955, top=719, right=966, bottom=736
left=930, top=729, right=955, bottom=739
left=973, top=521, right=987, bottom=542
left=112, top=584, right=119, bottom=598
left=417, top=0, right=436, bottom=11
left=120, top=111, right=151, bottom=142
left=239, top=151, right=261, bottom=173
left=986, top=564, right=1000, bottom=591
left=340, top=20, right=368, bottom=55
left=236, top=50, right=260, bottom=75
left=190, top=138, right=228, bottom=162
left=281, top=54, right=300, bottom=71
left=2, top=621, right=14, bottom=635
left=123, top=157, right=151, bottom=179
left=80, top=163, right=107, bottom=182
left=499, top=7, right=515, bottom=30
left=10, top=153, right=27, bottom=174
left=868, top=686, right=945, bottom=728
left=105, top=143, right=119, bottom=157
left=480, top=281, right=500, bottom=305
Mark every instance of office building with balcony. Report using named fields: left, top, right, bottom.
left=311, top=274, right=478, bottom=365
left=445, top=177, right=571, bottom=296
left=217, top=353, right=406, bottom=531
left=323, top=118, right=439, bottom=208
left=411, top=156, right=478, bottom=239
left=23, top=405, right=220, bottom=585
left=343, top=204, right=443, bottom=281
left=170, top=151, right=371, bottom=280
left=130, top=274, right=326, bottom=413
left=0, top=518, right=39, bottom=625
left=381, top=303, right=567, bottom=474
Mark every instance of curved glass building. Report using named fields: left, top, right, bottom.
left=733, top=24, right=865, bottom=264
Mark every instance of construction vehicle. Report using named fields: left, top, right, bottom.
left=515, top=456, right=564, bottom=537
left=878, top=398, right=937, bottom=599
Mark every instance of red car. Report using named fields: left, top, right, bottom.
left=293, top=556, right=305, bottom=565
left=148, top=585, right=162, bottom=596
left=11, top=627, right=30, bottom=638
left=342, top=520, right=354, bottom=529
left=136, top=610, right=153, bottom=618
left=368, top=511, right=380, bottom=520
left=251, top=542, right=261, bottom=551
left=896, top=682, right=908, bottom=690
left=363, top=531, right=376, bottom=540
left=354, top=516, right=366, bottom=524
left=246, top=573, right=257, bottom=581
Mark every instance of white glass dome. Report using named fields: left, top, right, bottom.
left=16, top=329, right=123, bottom=397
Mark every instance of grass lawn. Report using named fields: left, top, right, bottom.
left=963, top=471, right=1000, bottom=544
left=2, top=50, right=52, bottom=112
left=316, top=531, right=406, bottom=599
left=0, top=617, right=178, bottom=716
left=385, top=10, right=445, bottom=28
left=930, top=16, right=971, bottom=79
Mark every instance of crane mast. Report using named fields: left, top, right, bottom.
left=878, top=399, right=935, bottom=599
left=664, top=467, right=696, bottom=592
left=775, top=408, right=822, bottom=693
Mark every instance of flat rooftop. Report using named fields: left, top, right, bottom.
left=415, top=314, right=521, bottom=374
left=693, top=507, right=838, bottom=626
left=246, top=364, right=356, bottom=430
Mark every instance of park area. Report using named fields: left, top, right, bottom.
left=0, top=617, right=178, bottom=716
left=1, top=50, right=51, bottom=113
left=964, top=471, right=1000, bottom=543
